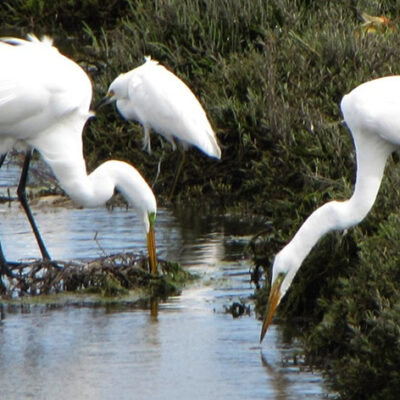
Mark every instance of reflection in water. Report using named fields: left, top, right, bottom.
left=261, top=350, right=290, bottom=400
left=260, top=338, right=330, bottom=400
left=0, top=167, right=333, bottom=399
left=0, top=203, right=180, bottom=262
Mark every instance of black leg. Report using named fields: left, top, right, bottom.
left=17, top=150, right=51, bottom=260
left=0, top=154, right=11, bottom=279
left=0, top=227, right=13, bottom=295
left=0, top=242, right=12, bottom=276
left=0, top=153, right=6, bottom=168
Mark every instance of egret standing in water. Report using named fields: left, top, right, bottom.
left=0, top=35, right=157, bottom=275
left=96, top=57, right=221, bottom=194
left=260, top=76, right=400, bottom=342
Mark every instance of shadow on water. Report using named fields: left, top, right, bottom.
left=0, top=165, right=335, bottom=400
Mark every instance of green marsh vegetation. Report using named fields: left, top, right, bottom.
left=2, top=0, right=400, bottom=397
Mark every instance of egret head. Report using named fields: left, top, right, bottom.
left=97, top=160, right=158, bottom=276
left=95, top=74, right=128, bottom=110
left=129, top=195, right=157, bottom=276
left=128, top=184, right=157, bottom=276
left=95, top=89, right=116, bottom=110
left=259, top=249, right=299, bottom=343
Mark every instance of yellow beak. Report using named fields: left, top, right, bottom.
left=260, top=275, right=284, bottom=343
left=146, top=223, right=157, bottom=275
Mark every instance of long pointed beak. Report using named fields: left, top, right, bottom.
left=95, top=91, right=114, bottom=111
left=146, top=223, right=157, bottom=275
left=260, top=275, right=284, bottom=343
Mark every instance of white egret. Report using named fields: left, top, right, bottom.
left=260, top=76, right=400, bottom=342
left=97, top=57, right=221, bottom=158
left=0, top=35, right=157, bottom=276
left=96, top=57, right=221, bottom=194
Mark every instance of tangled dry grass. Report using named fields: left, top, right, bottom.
left=1, top=253, right=189, bottom=299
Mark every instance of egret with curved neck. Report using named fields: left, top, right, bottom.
left=0, top=35, right=157, bottom=275
left=260, top=76, right=400, bottom=342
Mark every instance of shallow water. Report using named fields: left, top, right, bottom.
left=0, top=165, right=334, bottom=400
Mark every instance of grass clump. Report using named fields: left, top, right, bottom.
left=1, top=253, right=194, bottom=302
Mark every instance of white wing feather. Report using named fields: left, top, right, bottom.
left=0, top=37, right=91, bottom=140
left=119, top=59, right=220, bottom=158
left=341, top=76, right=400, bottom=146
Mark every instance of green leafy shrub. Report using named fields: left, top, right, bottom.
left=303, top=214, right=400, bottom=399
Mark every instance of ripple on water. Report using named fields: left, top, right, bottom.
left=0, top=164, right=334, bottom=399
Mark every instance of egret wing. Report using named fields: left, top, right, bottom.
left=342, top=76, right=400, bottom=146
left=0, top=38, right=92, bottom=139
left=127, top=62, right=220, bottom=158
left=0, top=50, right=49, bottom=132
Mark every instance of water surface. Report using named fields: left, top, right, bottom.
left=0, top=164, right=334, bottom=400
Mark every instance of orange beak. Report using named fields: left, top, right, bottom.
left=146, top=223, right=157, bottom=275
left=260, top=274, right=284, bottom=343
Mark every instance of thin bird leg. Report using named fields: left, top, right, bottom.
left=17, top=150, right=51, bottom=260
left=0, top=154, right=8, bottom=270
left=152, top=149, right=165, bottom=188
left=0, top=154, right=15, bottom=283
left=169, top=149, right=186, bottom=200
left=0, top=241, right=6, bottom=267
left=152, top=135, right=167, bottom=188
left=143, top=125, right=152, bottom=154
left=0, top=153, right=6, bottom=168
left=0, top=236, right=13, bottom=282
left=0, top=241, right=10, bottom=294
